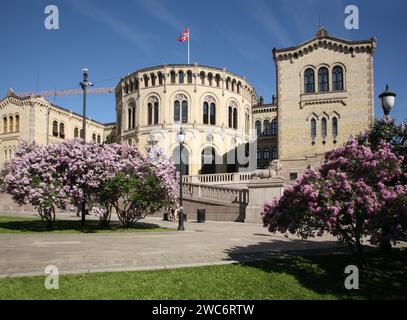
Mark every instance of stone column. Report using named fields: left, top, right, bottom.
left=245, top=177, right=285, bottom=223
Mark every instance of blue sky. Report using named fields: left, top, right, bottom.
left=0, top=0, right=406, bottom=123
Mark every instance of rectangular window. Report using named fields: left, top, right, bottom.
left=290, top=173, right=298, bottom=181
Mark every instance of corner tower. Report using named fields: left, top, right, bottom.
left=273, top=27, right=376, bottom=181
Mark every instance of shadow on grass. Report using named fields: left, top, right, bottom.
left=0, top=217, right=166, bottom=234
left=225, top=239, right=407, bottom=299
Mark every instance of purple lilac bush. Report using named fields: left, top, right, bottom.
left=262, top=137, right=407, bottom=260
left=0, top=140, right=179, bottom=227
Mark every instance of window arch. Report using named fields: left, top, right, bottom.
left=203, top=97, right=216, bottom=125
left=263, top=120, right=271, bottom=136
left=9, top=116, right=14, bottom=133
left=52, top=121, right=58, bottom=137
left=173, top=146, right=190, bottom=176
left=59, top=123, right=65, bottom=139
left=203, top=102, right=209, bottom=124
left=332, top=66, right=344, bottom=91
left=74, top=127, right=79, bottom=138
left=143, top=74, right=149, bottom=87
left=92, top=133, right=96, bottom=142
left=321, top=117, right=327, bottom=139
left=332, top=117, right=338, bottom=138
left=3, top=117, right=7, bottom=134
left=178, top=71, right=184, bottom=84
left=200, top=71, right=205, bottom=85
left=170, top=70, right=176, bottom=84
left=271, top=119, right=278, bottom=135
left=97, top=135, right=101, bottom=144
left=255, top=120, right=262, bottom=136
left=226, top=77, right=231, bottom=90
left=128, top=102, right=136, bottom=129
left=174, top=94, right=188, bottom=124
left=233, top=108, right=238, bottom=129
left=304, top=68, right=315, bottom=93
left=150, top=73, right=156, bottom=86
left=215, top=74, right=221, bottom=87
left=318, top=67, right=329, bottom=92
left=245, top=112, right=250, bottom=135
left=311, top=118, right=317, bottom=139
left=228, top=107, right=233, bottom=128
left=201, top=147, right=217, bottom=174
left=256, top=148, right=261, bottom=160
left=158, top=72, right=163, bottom=85
left=186, top=70, right=193, bottom=84
left=15, top=115, right=19, bottom=132
left=207, top=73, right=213, bottom=86
left=147, top=96, right=159, bottom=125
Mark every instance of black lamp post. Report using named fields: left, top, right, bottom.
left=176, top=128, right=186, bottom=231
left=79, top=68, right=93, bottom=224
left=379, top=84, right=396, bottom=117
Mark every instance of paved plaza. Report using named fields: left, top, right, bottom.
left=0, top=213, right=347, bottom=278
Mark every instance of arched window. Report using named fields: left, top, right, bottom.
left=332, top=117, right=338, bottom=138
left=256, top=148, right=261, bottom=160
left=174, top=100, right=180, bottom=122
left=170, top=71, right=176, bottom=84
left=311, top=118, right=317, bottom=139
left=304, top=68, right=315, bottom=93
left=201, top=147, right=216, bottom=174
left=233, top=108, right=238, bottom=129
left=272, top=147, right=278, bottom=159
left=255, top=120, right=262, bottom=136
left=200, top=71, right=205, bottom=85
left=271, top=119, right=278, bottom=135
left=321, top=117, right=327, bottom=139
left=97, top=135, right=101, bottom=144
left=154, top=102, right=159, bottom=125
left=263, top=148, right=270, bottom=160
left=128, top=103, right=136, bottom=129
left=59, top=123, right=65, bottom=139
left=80, top=129, right=84, bottom=139
left=143, top=74, right=149, bottom=87
left=237, top=82, right=241, bottom=94
left=228, top=107, right=233, bottom=128
left=178, top=71, right=184, bottom=84
left=15, top=115, right=19, bottom=132
left=148, top=103, right=153, bottom=125
left=150, top=73, right=156, bottom=86
left=174, top=95, right=188, bottom=124
left=318, top=67, right=329, bottom=92
left=158, top=72, right=163, bottom=85
left=210, top=102, right=216, bottom=125
left=128, top=139, right=132, bottom=146
left=226, top=77, right=230, bottom=90
left=203, top=102, right=209, bottom=124
left=207, top=73, right=213, bottom=86
left=182, top=100, right=188, bottom=124
left=92, top=133, right=96, bottom=142
left=74, top=127, right=79, bottom=138
left=9, top=116, right=14, bottom=132
left=187, top=70, right=193, bottom=84
left=3, top=117, right=7, bottom=134
left=263, top=120, right=271, bottom=136
left=52, top=121, right=58, bottom=137
left=215, top=74, right=220, bottom=87
left=129, top=81, right=134, bottom=92
left=332, top=66, right=344, bottom=91
left=231, top=79, right=236, bottom=92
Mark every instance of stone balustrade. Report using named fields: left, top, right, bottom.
left=182, top=172, right=252, bottom=185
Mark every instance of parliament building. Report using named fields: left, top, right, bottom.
left=0, top=28, right=376, bottom=181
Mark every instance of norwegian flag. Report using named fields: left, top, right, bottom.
left=178, top=28, right=189, bottom=42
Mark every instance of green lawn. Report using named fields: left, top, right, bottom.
left=0, top=215, right=172, bottom=234
left=1, top=249, right=406, bottom=300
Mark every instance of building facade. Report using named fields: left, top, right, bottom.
left=0, top=28, right=376, bottom=179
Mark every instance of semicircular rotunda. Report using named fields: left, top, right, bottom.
left=115, top=64, right=259, bottom=175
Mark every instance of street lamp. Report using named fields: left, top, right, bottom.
left=79, top=68, right=93, bottom=225
left=379, top=84, right=396, bottom=117
left=176, top=127, right=186, bottom=231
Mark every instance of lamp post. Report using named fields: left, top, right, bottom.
left=176, top=128, right=186, bottom=231
left=379, top=84, right=396, bottom=118
left=79, top=68, right=93, bottom=224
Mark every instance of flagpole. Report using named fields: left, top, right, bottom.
left=188, top=29, right=190, bottom=65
